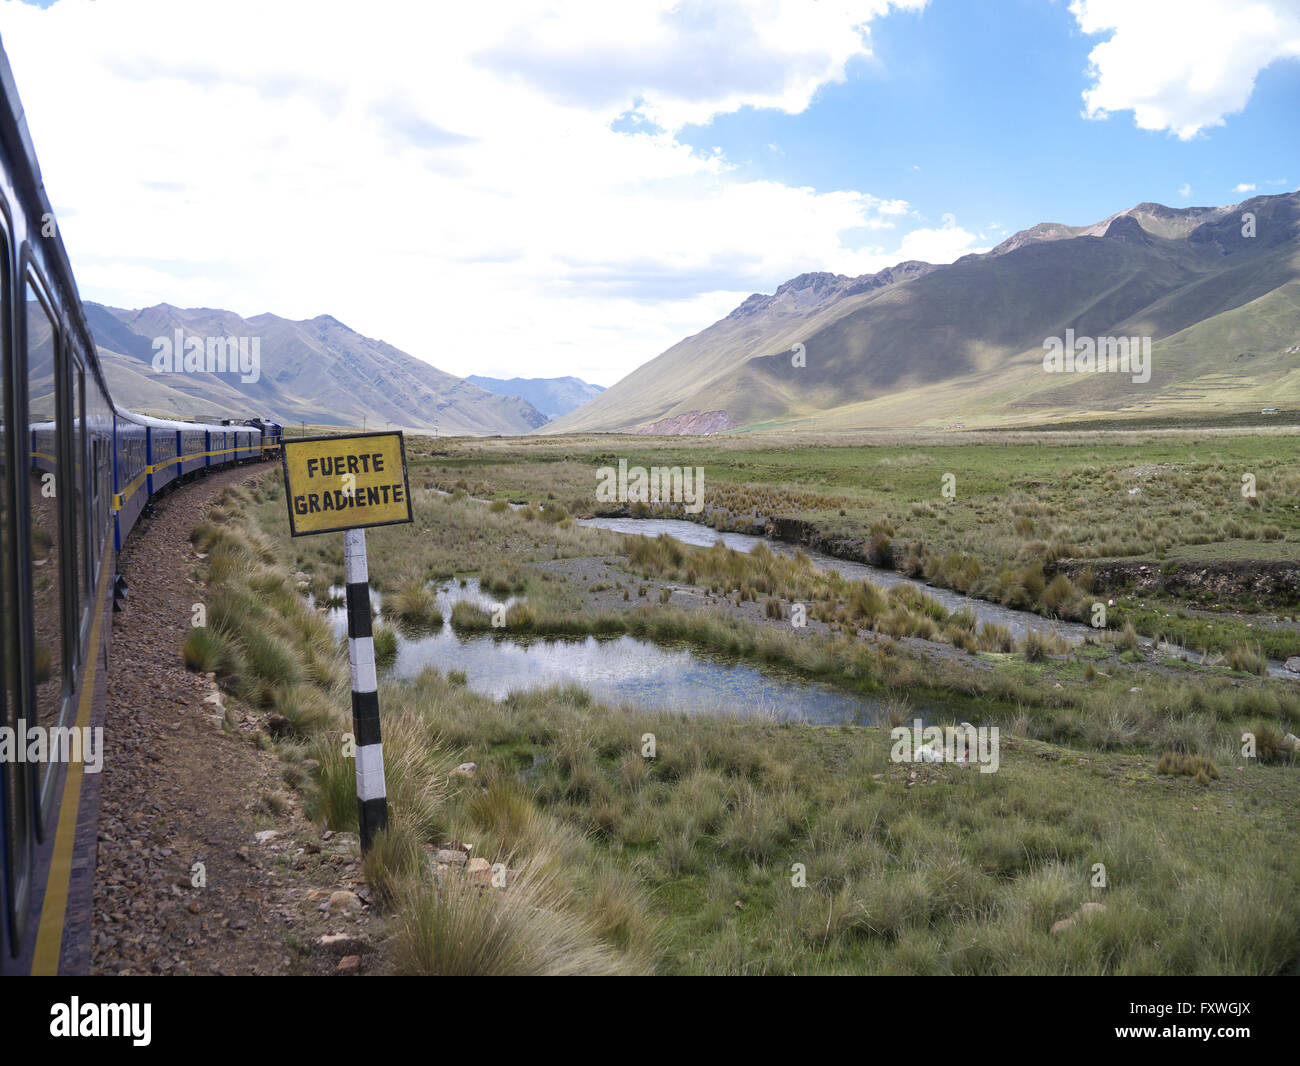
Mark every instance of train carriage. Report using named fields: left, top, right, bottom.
left=142, top=414, right=180, bottom=496
left=205, top=424, right=227, bottom=469
left=177, top=425, right=208, bottom=476
left=111, top=407, right=147, bottom=549
left=231, top=425, right=252, bottom=461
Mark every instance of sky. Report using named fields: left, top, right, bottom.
left=2, top=0, right=1298, bottom=387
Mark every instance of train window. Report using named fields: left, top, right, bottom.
left=90, top=435, right=101, bottom=578
left=25, top=279, right=66, bottom=817
left=2, top=233, right=30, bottom=954
left=71, top=356, right=85, bottom=638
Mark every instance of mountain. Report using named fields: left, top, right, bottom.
left=466, top=375, right=605, bottom=419
left=89, top=304, right=548, bottom=434
left=546, top=191, right=1300, bottom=433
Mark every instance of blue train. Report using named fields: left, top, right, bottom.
left=0, top=40, right=282, bottom=974
left=107, top=412, right=281, bottom=550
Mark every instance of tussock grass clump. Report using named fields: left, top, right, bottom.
left=848, top=581, right=888, bottom=622
left=505, top=602, right=537, bottom=628
left=978, top=623, right=1014, bottom=652
left=450, top=601, right=494, bottom=632
left=208, top=584, right=268, bottom=631
left=306, top=729, right=363, bottom=831
left=1114, top=621, right=1140, bottom=654
left=1156, top=752, right=1220, bottom=782
left=1041, top=574, right=1076, bottom=614
left=1247, top=722, right=1295, bottom=764
left=373, top=626, right=399, bottom=668
left=1021, top=628, right=1067, bottom=662
left=181, top=624, right=243, bottom=675
left=1227, top=645, right=1267, bottom=676
left=270, top=683, right=338, bottom=736
left=240, top=626, right=304, bottom=706
left=308, top=705, right=453, bottom=837
left=360, top=825, right=425, bottom=905
left=390, top=844, right=645, bottom=976
left=482, top=569, right=526, bottom=597
left=387, top=577, right=444, bottom=630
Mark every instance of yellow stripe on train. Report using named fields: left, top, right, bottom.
left=111, top=446, right=253, bottom=512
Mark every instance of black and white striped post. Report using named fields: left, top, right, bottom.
left=344, top=526, right=388, bottom=850
left=282, top=430, right=412, bottom=854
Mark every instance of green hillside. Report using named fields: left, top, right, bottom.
left=547, top=192, right=1300, bottom=433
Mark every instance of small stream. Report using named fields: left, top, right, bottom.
left=318, top=502, right=1294, bottom=722
left=579, top=516, right=1299, bottom=680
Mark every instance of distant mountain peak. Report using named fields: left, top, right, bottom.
left=1102, top=214, right=1152, bottom=243
left=91, top=303, right=546, bottom=435
left=726, top=261, right=935, bottom=322
left=546, top=188, right=1300, bottom=435
left=773, top=271, right=846, bottom=297
left=467, top=374, right=605, bottom=420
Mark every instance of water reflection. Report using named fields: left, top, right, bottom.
left=319, top=577, right=894, bottom=724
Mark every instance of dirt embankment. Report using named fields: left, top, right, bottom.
left=763, top=516, right=882, bottom=562
left=1049, top=559, right=1300, bottom=609
left=759, top=516, right=1300, bottom=610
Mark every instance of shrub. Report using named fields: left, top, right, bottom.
left=506, top=603, right=537, bottom=628
left=450, top=602, right=494, bottom=632
left=1156, top=752, right=1220, bottom=781
left=373, top=625, right=399, bottom=668
left=1248, top=722, right=1294, bottom=764
left=181, top=624, right=242, bottom=675
left=1227, top=645, right=1267, bottom=676
left=388, top=577, right=443, bottom=630
left=390, top=844, right=646, bottom=976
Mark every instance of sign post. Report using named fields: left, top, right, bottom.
left=281, top=431, right=413, bottom=852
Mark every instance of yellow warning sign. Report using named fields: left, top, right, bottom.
left=281, top=431, right=413, bottom=536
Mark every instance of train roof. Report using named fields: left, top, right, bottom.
left=111, top=406, right=257, bottom=434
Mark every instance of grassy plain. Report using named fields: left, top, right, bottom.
left=415, top=427, right=1300, bottom=658
left=176, top=430, right=1300, bottom=974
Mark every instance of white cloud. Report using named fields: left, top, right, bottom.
left=888, top=224, right=985, bottom=265
left=1070, top=0, right=1300, bottom=140
left=0, top=0, right=961, bottom=389
left=1179, top=182, right=1193, bottom=198
left=1234, top=182, right=1258, bottom=192
left=474, top=0, right=930, bottom=131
